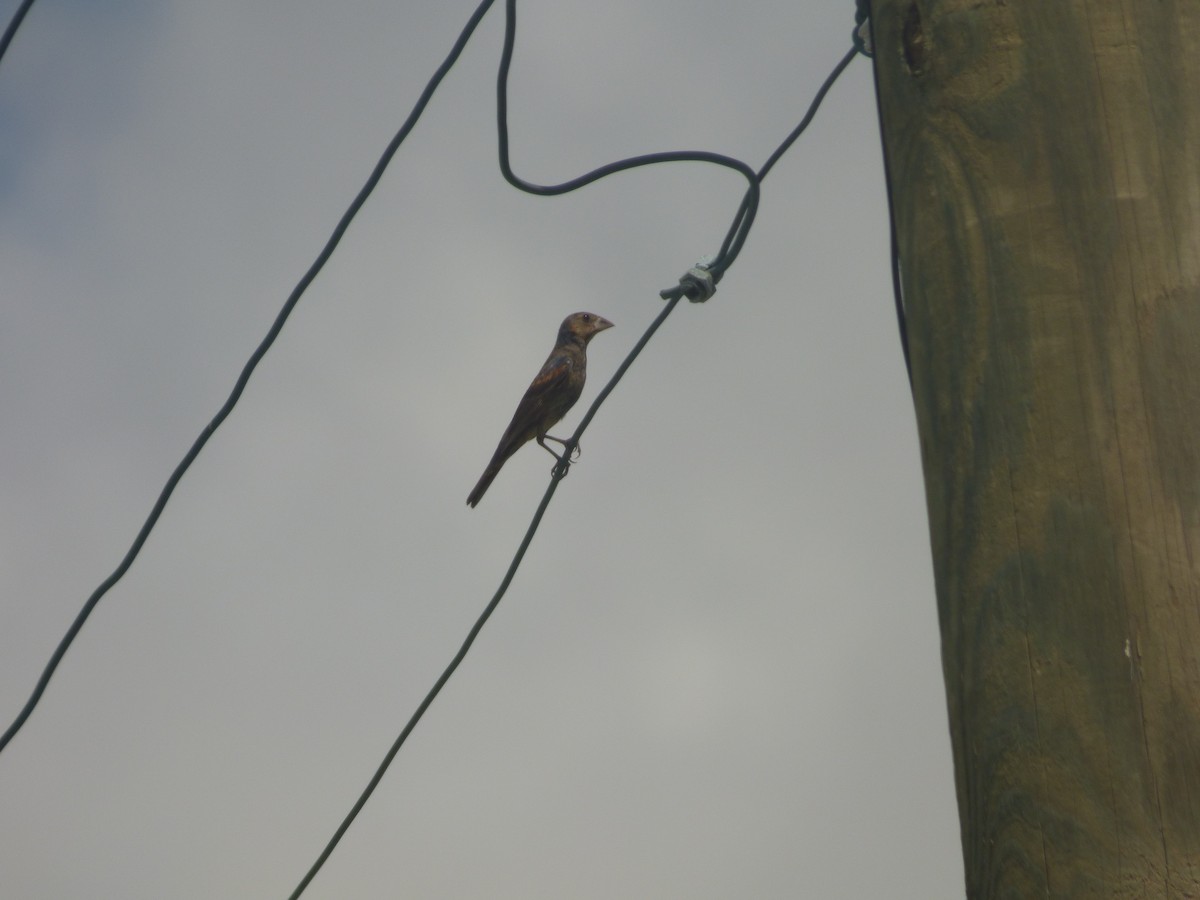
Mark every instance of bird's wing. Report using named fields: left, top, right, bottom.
left=507, top=352, right=573, bottom=425
left=524, top=351, right=575, bottom=401
left=492, top=351, right=576, bottom=449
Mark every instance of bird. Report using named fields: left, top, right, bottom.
left=467, top=311, right=614, bottom=507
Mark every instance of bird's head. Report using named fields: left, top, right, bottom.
left=559, top=311, right=614, bottom=345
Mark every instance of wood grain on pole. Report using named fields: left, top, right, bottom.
left=873, top=2, right=1200, bottom=896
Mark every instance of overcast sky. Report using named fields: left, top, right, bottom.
left=0, top=1, right=964, bottom=897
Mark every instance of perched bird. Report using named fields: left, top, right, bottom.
left=467, top=311, right=614, bottom=507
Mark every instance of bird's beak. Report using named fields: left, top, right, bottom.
left=594, top=316, right=614, bottom=333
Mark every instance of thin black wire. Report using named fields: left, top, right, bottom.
left=711, top=44, right=858, bottom=299
left=0, top=0, right=35, bottom=68
left=862, top=0, right=913, bottom=385
left=0, top=0, right=499, bottom=757
left=286, top=10, right=862, bottom=897
left=495, top=0, right=760, bottom=289
left=287, top=293, right=682, bottom=900
left=564, top=297, right=680, bottom=450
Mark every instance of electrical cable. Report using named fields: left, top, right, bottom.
left=0, top=0, right=35, bottom=69
left=286, top=292, right=683, bottom=900
left=709, top=44, right=858, bottom=302
left=286, top=7, right=862, bottom=896
left=861, top=0, right=913, bottom=386
left=494, top=0, right=760, bottom=290
left=0, top=0, right=498, bottom=756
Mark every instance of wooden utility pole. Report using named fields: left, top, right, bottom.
left=871, top=2, right=1200, bottom=896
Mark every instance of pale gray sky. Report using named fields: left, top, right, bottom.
left=0, top=1, right=963, bottom=897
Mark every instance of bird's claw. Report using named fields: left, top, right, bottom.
left=543, top=434, right=581, bottom=463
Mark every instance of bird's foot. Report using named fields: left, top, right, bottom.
left=542, top=434, right=581, bottom=462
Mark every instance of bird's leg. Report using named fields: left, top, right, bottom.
left=537, top=434, right=577, bottom=479
left=541, top=434, right=582, bottom=461
left=536, top=434, right=566, bottom=462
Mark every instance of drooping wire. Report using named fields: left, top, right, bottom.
left=494, top=0, right=760, bottom=290
left=286, top=6, right=861, bottom=896
left=0, top=0, right=499, bottom=757
left=861, top=0, right=913, bottom=386
left=0, top=0, right=36, bottom=69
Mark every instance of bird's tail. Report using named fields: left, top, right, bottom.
left=466, top=462, right=501, bottom=508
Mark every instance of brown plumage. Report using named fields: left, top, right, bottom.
left=467, top=312, right=614, bottom=507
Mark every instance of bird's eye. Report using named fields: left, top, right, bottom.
left=582, top=314, right=591, bottom=322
